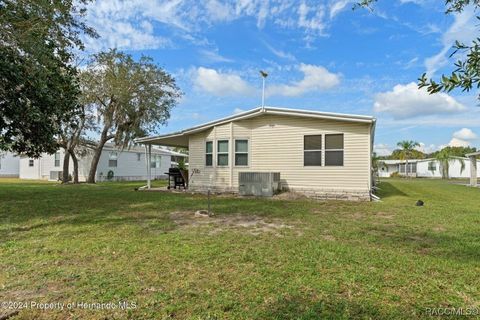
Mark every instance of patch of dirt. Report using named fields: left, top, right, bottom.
left=272, top=192, right=308, bottom=200
left=320, top=234, right=336, bottom=241
left=373, top=211, right=395, bottom=219
left=432, top=226, right=446, bottom=232
left=169, top=211, right=296, bottom=236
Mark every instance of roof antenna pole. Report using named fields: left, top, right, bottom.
left=260, top=70, right=268, bottom=111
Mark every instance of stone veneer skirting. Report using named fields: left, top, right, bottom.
left=189, top=185, right=371, bottom=202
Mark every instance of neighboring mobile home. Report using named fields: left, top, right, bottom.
left=0, top=152, right=19, bottom=178
left=378, top=158, right=480, bottom=178
left=19, top=144, right=187, bottom=181
left=136, top=107, right=376, bottom=201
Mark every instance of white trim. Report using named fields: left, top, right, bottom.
left=216, top=139, right=229, bottom=167
left=234, top=138, right=250, bottom=167
left=324, top=133, right=344, bottom=167
left=205, top=140, right=213, bottom=168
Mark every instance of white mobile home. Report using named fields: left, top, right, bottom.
left=19, top=144, right=186, bottom=182
left=0, top=152, right=20, bottom=177
left=137, top=107, right=376, bottom=201
left=378, top=158, right=480, bottom=179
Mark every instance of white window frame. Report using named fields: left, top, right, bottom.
left=109, top=152, right=118, bottom=167
left=304, top=135, right=322, bottom=167
left=428, top=161, right=436, bottom=171
left=324, top=134, right=344, bottom=167
left=54, top=152, right=60, bottom=167
left=29, top=159, right=34, bottom=167
left=217, top=139, right=229, bottom=167
left=150, top=154, right=161, bottom=169
left=205, top=140, right=213, bottom=167
left=234, top=139, right=249, bottom=167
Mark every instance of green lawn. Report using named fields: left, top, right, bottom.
left=1, top=178, right=479, bottom=319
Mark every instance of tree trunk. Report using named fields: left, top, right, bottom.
left=70, top=150, right=79, bottom=183
left=87, top=141, right=105, bottom=183
left=62, top=151, right=70, bottom=183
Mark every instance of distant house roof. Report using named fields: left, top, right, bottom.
left=466, top=151, right=480, bottom=157
left=381, top=156, right=478, bottom=165
left=103, top=143, right=187, bottom=157
left=135, top=106, right=376, bottom=147
left=380, top=159, right=431, bottom=165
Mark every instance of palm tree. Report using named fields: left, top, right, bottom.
left=435, top=148, right=465, bottom=179
left=396, top=140, right=420, bottom=177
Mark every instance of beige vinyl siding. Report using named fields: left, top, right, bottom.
left=188, top=114, right=371, bottom=193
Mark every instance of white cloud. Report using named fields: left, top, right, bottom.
left=267, top=63, right=341, bottom=97
left=199, top=49, right=234, bottom=63
left=374, top=143, right=392, bottom=156
left=453, top=128, right=477, bottom=140
left=329, top=0, right=353, bottom=19
left=298, top=2, right=327, bottom=35
left=84, top=0, right=345, bottom=51
left=373, top=82, right=466, bottom=119
left=264, top=43, right=296, bottom=61
left=233, top=107, right=245, bottom=114
left=448, top=137, right=470, bottom=147
left=416, top=142, right=439, bottom=154
left=425, top=6, right=477, bottom=76
left=193, top=67, right=255, bottom=96
left=399, top=0, right=425, bottom=4
left=440, top=128, right=478, bottom=147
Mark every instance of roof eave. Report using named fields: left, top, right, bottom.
left=134, top=106, right=375, bottom=145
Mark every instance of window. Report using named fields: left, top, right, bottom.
left=151, top=155, right=161, bottom=168
left=54, top=152, right=60, bottom=167
left=408, top=163, right=417, bottom=173
left=400, top=163, right=417, bottom=174
left=325, top=134, right=344, bottom=166
left=217, top=140, right=229, bottom=166
left=109, top=152, right=118, bottom=167
left=428, top=161, right=436, bottom=171
left=304, top=135, right=322, bottom=166
left=137, top=153, right=141, bottom=161
left=205, top=141, right=213, bottom=166
left=235, top=140, right=248, bottom=166
left=29, top=159, right=34, bottom=167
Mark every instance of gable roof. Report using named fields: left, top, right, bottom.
left=135, top=106, right=376, bottom=146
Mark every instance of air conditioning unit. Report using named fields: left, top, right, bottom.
left=238, top=172, right=281, bottom=197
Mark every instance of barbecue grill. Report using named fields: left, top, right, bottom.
left=165, top=167, right=186, bottom=189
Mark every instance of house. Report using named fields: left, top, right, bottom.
left=378, top=157, right=480, bottom=179
left=377, top=159, right=423, bottom=178
left=0, top=152, right=20, bottom=178
left=19, top=143, right=187, bottom=182
left=136, top=107, right=376, bottom=201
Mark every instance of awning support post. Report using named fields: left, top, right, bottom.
left=145, top=144, right=152, bottom=189
left=470, top=155, right=477, bottom=187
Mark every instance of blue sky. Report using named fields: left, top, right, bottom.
left=83, top=0, right=479, bottom=155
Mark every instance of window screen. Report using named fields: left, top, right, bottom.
left=109, top=152, right=118, bottom=167
left=205, top=141, right=213, bottom=166
left=304, top=135, right=322, bottom=166
left=150, top=155, right=161, bottom=168
left=235, top=140, right=248, bottom=166
left=54, top=152, right=60, bottom=167
left=217, top=140, right=229, bottom=166
left=325, top=134, right=344, bottom=166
